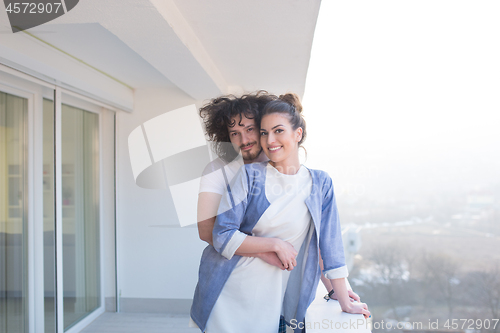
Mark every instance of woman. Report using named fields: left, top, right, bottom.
left=191, top=93, right=370, bottom=332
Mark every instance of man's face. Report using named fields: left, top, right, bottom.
left=227, top=114, right=262, bottom=161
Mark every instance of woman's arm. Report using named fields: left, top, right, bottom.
left=198, top=192, right=286, bottom=269
left=319, top=174, right=367, bottom=315
left=319, top=250, right=360, bottom=301
left=319, top=249, right=333, bottom=293
left=236, top=236, right=298, bottom=270
left=211, top=166, right=297, bottom=270
left=330, top=278, right=370, bottom=318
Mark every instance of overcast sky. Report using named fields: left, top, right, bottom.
left=303, top=1, right=500, bottom=200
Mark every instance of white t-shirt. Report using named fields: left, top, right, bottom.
left=198, top=155, right=244, bottom=195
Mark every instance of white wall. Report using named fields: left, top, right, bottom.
left=116, top=87, right=208, bottom=303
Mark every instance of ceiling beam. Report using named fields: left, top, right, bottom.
left=148, top=0, right=230, bottom=96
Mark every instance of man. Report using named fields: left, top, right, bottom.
left=197, top=91, right=283, bottom=268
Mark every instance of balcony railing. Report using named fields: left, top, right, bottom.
left=304, top=282, right=371, bottom=333
left=299, top=225, right=370, bottom=333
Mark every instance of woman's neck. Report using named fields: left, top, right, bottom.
left=270, top=156, right=301, bottom=175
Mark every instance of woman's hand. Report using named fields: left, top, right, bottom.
left=341, top=301, right=371, bottom=319
left=329, top=290, right=361, bottom=302
left=274, top=239, right=298, bottom=271
left=256, top=252, right=286, bottom=270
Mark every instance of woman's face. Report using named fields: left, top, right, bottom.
left=260, top=113, right=302, bottom=165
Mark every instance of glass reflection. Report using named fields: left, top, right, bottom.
left=0, top=91, right=28, bottom=333
left=61, top=104, right=100, bottom=330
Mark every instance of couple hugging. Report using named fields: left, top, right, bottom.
left=190, top=91, right=370, bottom=333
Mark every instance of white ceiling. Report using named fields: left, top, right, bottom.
left=1, top=0, right=321, bottom=100
left=174, top=0, right=321, bottom=96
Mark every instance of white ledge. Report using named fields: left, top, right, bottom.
left=303, top=283, right=371, bottom=333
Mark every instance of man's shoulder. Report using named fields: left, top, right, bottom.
left=199, top=158, right=232, bottom=195
left=201, top=157, right=226, bottom=176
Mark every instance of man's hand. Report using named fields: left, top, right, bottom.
left=256, top=252, right=286, bottom=270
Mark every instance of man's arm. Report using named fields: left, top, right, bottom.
left=197, top=192, right=220, bottom=244
left=197, top=217, right=216, bottom=245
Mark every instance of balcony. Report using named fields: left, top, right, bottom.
left=78, top=225, right=368, bottom=333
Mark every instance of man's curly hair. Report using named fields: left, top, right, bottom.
left=200, top=90, right=278, bottom=162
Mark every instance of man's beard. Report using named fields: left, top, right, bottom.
left=240, top=143, right=262, bottom=162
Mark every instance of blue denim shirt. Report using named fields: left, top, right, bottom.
left=191, top=162, right=348, bottom=332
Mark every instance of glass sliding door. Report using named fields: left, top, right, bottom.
left=0, top=69, right=105, bottom=333
left=0, top=91, right=28, bottom=333
left=61, top=104, right=100, bottom=330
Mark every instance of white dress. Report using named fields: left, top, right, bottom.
left=202, top=164, right=313, bottom=333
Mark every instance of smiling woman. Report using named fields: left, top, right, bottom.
left=260, top=93, right=306, bottom=175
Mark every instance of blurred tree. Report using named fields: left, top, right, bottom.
left=463, top=264, right=500, bottom=333
left=419, top=251, right=460, bottom=318
left=369, top=241, right=411, bottom=322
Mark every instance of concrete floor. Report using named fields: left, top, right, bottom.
left=79, top=312, right=199, bottom=333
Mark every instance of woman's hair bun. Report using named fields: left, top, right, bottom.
left=279, top=93, right=303, bottom=113
left=262, top=91, right=307, bottom=145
